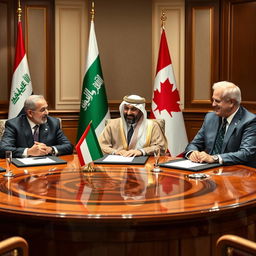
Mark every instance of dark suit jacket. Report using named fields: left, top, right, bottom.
left=0, top=114, right=73, bottom=158
left=185, top=106, right=256, bottom=167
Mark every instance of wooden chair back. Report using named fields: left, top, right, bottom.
left=0, top=119, right=7, bottom=140
left=0, top=236, right=28, bottom=256
left=216, top=234, right=256, bottom=256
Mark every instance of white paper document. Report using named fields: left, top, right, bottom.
left=103, top=155, right=135, bottom=163
left=165, top=159, right=206, bottom=168
left=16, top=157, right=55, bottom=165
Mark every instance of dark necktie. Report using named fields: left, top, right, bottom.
left=212, top=118, right=227, bottom=154
left=33, top=125, right=39, bottom=142
left=127, top=125, right=134, bottom=145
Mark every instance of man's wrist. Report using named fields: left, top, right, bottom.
left=185, top=151, right=193, bottom=159
left=139, top=149, right=145, bottom=156
left=23, top=148, right=29, bottom=157
left=212, top=155, right=219, bottom=163
left=51, top=146, right=57, bottom=156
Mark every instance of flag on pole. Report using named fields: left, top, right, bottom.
left=77, top=17, right=110, bottom=142
left=8, top=20, right=33, bottom=119
left=150, top=29, right=188, bottom=156
left=76, top=122, right=103, bottom=166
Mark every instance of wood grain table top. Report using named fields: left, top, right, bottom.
left=0, top=154, right=255, bottom=222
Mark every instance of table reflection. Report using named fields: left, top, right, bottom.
left=1, top=156, right=256, bottom=219
left=19, top=175, right=49, bottom=196
left=121, top=167, right=148, bottom=204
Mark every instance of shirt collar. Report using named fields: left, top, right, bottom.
left=26, top=117, right=39, bottom=130
left=127, top=123, right=136, bottom=129
left=226, top=107, right=239, bottom=125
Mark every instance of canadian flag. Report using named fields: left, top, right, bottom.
left=150, top=29, right=188, bottom=156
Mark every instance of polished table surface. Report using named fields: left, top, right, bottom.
left=1, top=155, right=256, bottom=256
left=0, top=154, right=256, bottom=221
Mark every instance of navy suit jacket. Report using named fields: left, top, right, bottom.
left=185, top=106, right=256, bottom=167
left=0, top=114, right=73, bottom=158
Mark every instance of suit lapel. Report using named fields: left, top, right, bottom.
left=222, top=107, right=242, bottom=152
left=209, top=116, right=222, bottom=153
left=39, top=123, right=49, bottom=143
left=22, top=117, right=34, bottom=147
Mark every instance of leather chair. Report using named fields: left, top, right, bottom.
left=216, top=234, right=256, bottom=256
left=0, top=119, right=7, bottom=140
left=0, top=236, right=28, bottom=256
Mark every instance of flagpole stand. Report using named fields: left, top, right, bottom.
left=151, top=149, right=162, bottom=173
left=151, top=166, right=162, bottom=173
left=82, top=162, right=95, bottom=172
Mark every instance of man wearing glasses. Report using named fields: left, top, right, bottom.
left=185, top=81, right=256, bottom=167
left=99, top=94, right=167, bottom=157
left=0, top=95, right=73, bottom=158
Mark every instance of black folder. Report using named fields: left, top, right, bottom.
left=94, top=155, right=149, bottom=165
left=12, top=156, right=67, bottom=167
left=159, top=158, right=222, bottom=172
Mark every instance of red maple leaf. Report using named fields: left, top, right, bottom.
left=153, top=79, right=181, bottom=117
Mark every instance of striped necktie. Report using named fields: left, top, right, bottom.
left=33, top=125, right=39, bottom=142
left=127, top=125, right=134, bottom=145
left=212, top=118, right=227, bottom=154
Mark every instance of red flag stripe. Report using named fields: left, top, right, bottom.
left=156, top=30, right=172, bottom=74
left=13, top=21, right=26, bottom=72
left=75, top=123, right=92, bottom=166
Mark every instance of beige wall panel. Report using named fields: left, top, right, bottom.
left=95, top=0, right=152, bottom=102
left=152, top=0, right=185, bottom=108
left=0, top=3, right=8, bottom=101
left=192, top=8, right=212, bottom=101
left=26, top=7, right=46, bottom=96
left=55, top=0, right=87, bottom=109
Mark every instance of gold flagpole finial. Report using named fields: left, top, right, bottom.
left=17, top=0, right=22, bottom=22
left=161, top=9, right=167, bottom=29
left=90, top=1, right=95, bottom=21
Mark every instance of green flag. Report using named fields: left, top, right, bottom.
left=77, top=20, right=110, bottom=142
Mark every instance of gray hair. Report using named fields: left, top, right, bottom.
left=212, top=81, right=241, bottom=105
left=24, top=95, right=45, bottom=111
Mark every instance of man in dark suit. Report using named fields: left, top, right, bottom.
left=0, top=95, right=73, bottom=158
left=185, top=81, right=256, bottom=167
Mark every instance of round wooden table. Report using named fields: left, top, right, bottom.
left=0, top=155, right=256, bottom=256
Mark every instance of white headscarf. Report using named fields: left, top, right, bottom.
left=119, top=95, right=149, bottom=149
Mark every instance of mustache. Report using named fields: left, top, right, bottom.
left=124, top=113, right=135, bottom=119
left=124, top=114, right=136, bottom=124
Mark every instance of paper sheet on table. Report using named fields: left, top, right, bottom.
left=164, top=159, right=206, bottom=168
left=103, top=155, right=135, bottom=163
left=16, top=157, right=55, bottom=165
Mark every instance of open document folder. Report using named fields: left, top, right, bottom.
left=94, top=155, right=149, bottom=165
left=12, top=156, right=67, bottom=167
left=159, top=158, right=221, bottom=172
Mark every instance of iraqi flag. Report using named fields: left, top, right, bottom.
left=75, top=122, right=103, bottom=166
left=8, top=21, right=32, bottom=119
left=77, top=20, right=110, bottom=142
left=150, top=29, right=188, bottom=156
